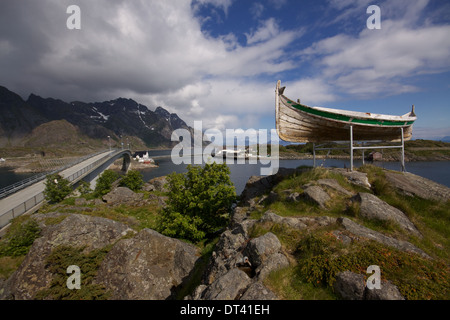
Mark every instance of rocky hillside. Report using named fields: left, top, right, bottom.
left=0, top=85, right=193, bottom=151
left=0, top=166, right=449, bottom=300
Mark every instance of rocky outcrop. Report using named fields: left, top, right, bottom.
left=260, top=211, right=335, bottom=230
left=385, top=171, right=450, bottom=202
left=331, top=168, right=371, bottom=189
left=189, top=206, right=288, bottom=300
left=102, top=186, right=144, bottom=205
left=333, top=271, right=366, bottom=300
left=352, top=192, right=422, bottom=237
left=146, top=176, right=169, bottom=193
left=239, top=168, right=305, bottom=206
left=302, top=185, right=331, bottom=209
left=334, top=271, right=404, bottom=300
left=2, top=214, right=135, bottom=300
left=337, top=217, right=429, bottom=258
left=95, top=228, right=199, bottom=300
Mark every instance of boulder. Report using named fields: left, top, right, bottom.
left=333, top=271, right=366, bottom=300
left=239, top=168, right=304, bottom=206
left=4, top=214, right=134, bottom=300
left=255, top=252, right=289, bottom=280
left=337, top=217, right=430, bottom=258
left=147, top=176, right=169, bottom=193
left=201, top=268, right=251, bottom=300
left=302, top=186, right=330, bottom=209
left=365, top=280, right=404, bottom=300
left=353, top=193, right=421, bottom=237
left=260, top=211, right=307, bottom=230
left=244, top=232, right=282, bottom=267
left=202, top=229, right=248, bottom=285
left=95, top=228, right=199, bottom=300
left=240, top=282, right=277, bottom=300
left=385, top=171, right=450, bottom=202
left=332, top=169, right=371, bottom=189
left=102, top=186, right=144, bottom=205
left=316, top=179, right=354, bottom=197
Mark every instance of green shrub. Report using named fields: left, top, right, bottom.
left=296, top=233, right=450, bottom=300
left=94, top=170, right=120, bottom=197
left=44, top=174, right=73, bottom=203
left=0, top=218, right=41, bottom=257
left=157, top=163, right=236, bottom=242
left=35, top=245, right=111, bottom=300
left=119, top=170, right=144, bottom=192
left=76, top=180, right=92, bottom=196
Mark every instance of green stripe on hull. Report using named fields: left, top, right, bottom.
left=285, top=99, right=414, bottom=127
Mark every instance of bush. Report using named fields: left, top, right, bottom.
left=119, top=170, right=144, bottom=192
left=35, top=245, right=111, bottom=300
left=0, top=218, right=41, bottom=257
left=76, top=180, right=92, bottom=196
left=157, top=163, right=236, bottom=242
left=44, top=174, right=73, bottom=203
left=94, top=170, right=120, bottom=197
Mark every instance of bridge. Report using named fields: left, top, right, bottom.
left=0, top=149, right=132, bottom=232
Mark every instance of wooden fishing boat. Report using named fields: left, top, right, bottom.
left=275, top=80, right=417, bottom=143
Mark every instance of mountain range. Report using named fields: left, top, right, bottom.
left=0, top=85, right=193, bottom=154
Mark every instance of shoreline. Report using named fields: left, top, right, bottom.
left=1, top=153, right=449, bottom=174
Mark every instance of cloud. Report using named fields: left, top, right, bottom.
left=301, top=13, right=450, bottom=97
left=0, top=0, right=298, bottom=107
left=245, top=18, right=280, bottom=45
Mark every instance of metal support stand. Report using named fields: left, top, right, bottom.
left=350, top=125, right=354, bottom=171
left=313, top=143, right=316, bottom=168
left=312, top=126, right=407, bottom=172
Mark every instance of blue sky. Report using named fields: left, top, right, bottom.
left=1, top=0, right=449, bottom=140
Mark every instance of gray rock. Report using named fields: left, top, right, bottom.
left=353, top=193, right=421, bottom=237
left=95, top=228, right=199, bottom=300
left=365, top=280, right=405, bottom=300
left=302, top=186, right=330, bottom=209
left=385, top=171, right=450, bottom=202
left=147, top=176, right=169, bottom=193
left=244, top=232, right=282, bottom=267
left=256, top=252, right=289, bottom=280
left=287, top=192, right=301, bottom=202
left=239, top=168, right=305, bottom=206
left=332, top=169, right=371, bottom=189
left=316, top=179, right=354, bottom=197
left=240, top=281, right=277, bottom=300
left=202, top=229, right=248, bottom=285
left=331, top=230, right=353, bottom=245
left=202, top=268, right=251, bottom=300
left=5, top=214, right=134, bottom=300
left=260, top=211, right=307, bottom=230
left=334, top=271, right=366, bottom=300
left=337, top=217, right=430, bottom=258
left=102, top=186, right=144, bottom=205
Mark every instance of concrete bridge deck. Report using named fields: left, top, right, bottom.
left=0, top=149, right=131, bottom=231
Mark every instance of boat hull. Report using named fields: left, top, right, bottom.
left=276, top=81, right=416, bottom=143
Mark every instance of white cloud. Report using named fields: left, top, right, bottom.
left=245, top=18, right=280, bottom=45
left=302, top=19, right=450, bottom=97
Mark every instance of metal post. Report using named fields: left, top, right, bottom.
left=350, top=125, right=354, bottom=171
left=401, top=127, right=406, bottom=172
left=313, top=143, right=316, bottom=168
left=362, top=142, right=365, bottom=166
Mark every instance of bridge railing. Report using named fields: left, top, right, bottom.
left=0, top=149, right=130, bottom=230
left=0, top=149, right=112, bottom=199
